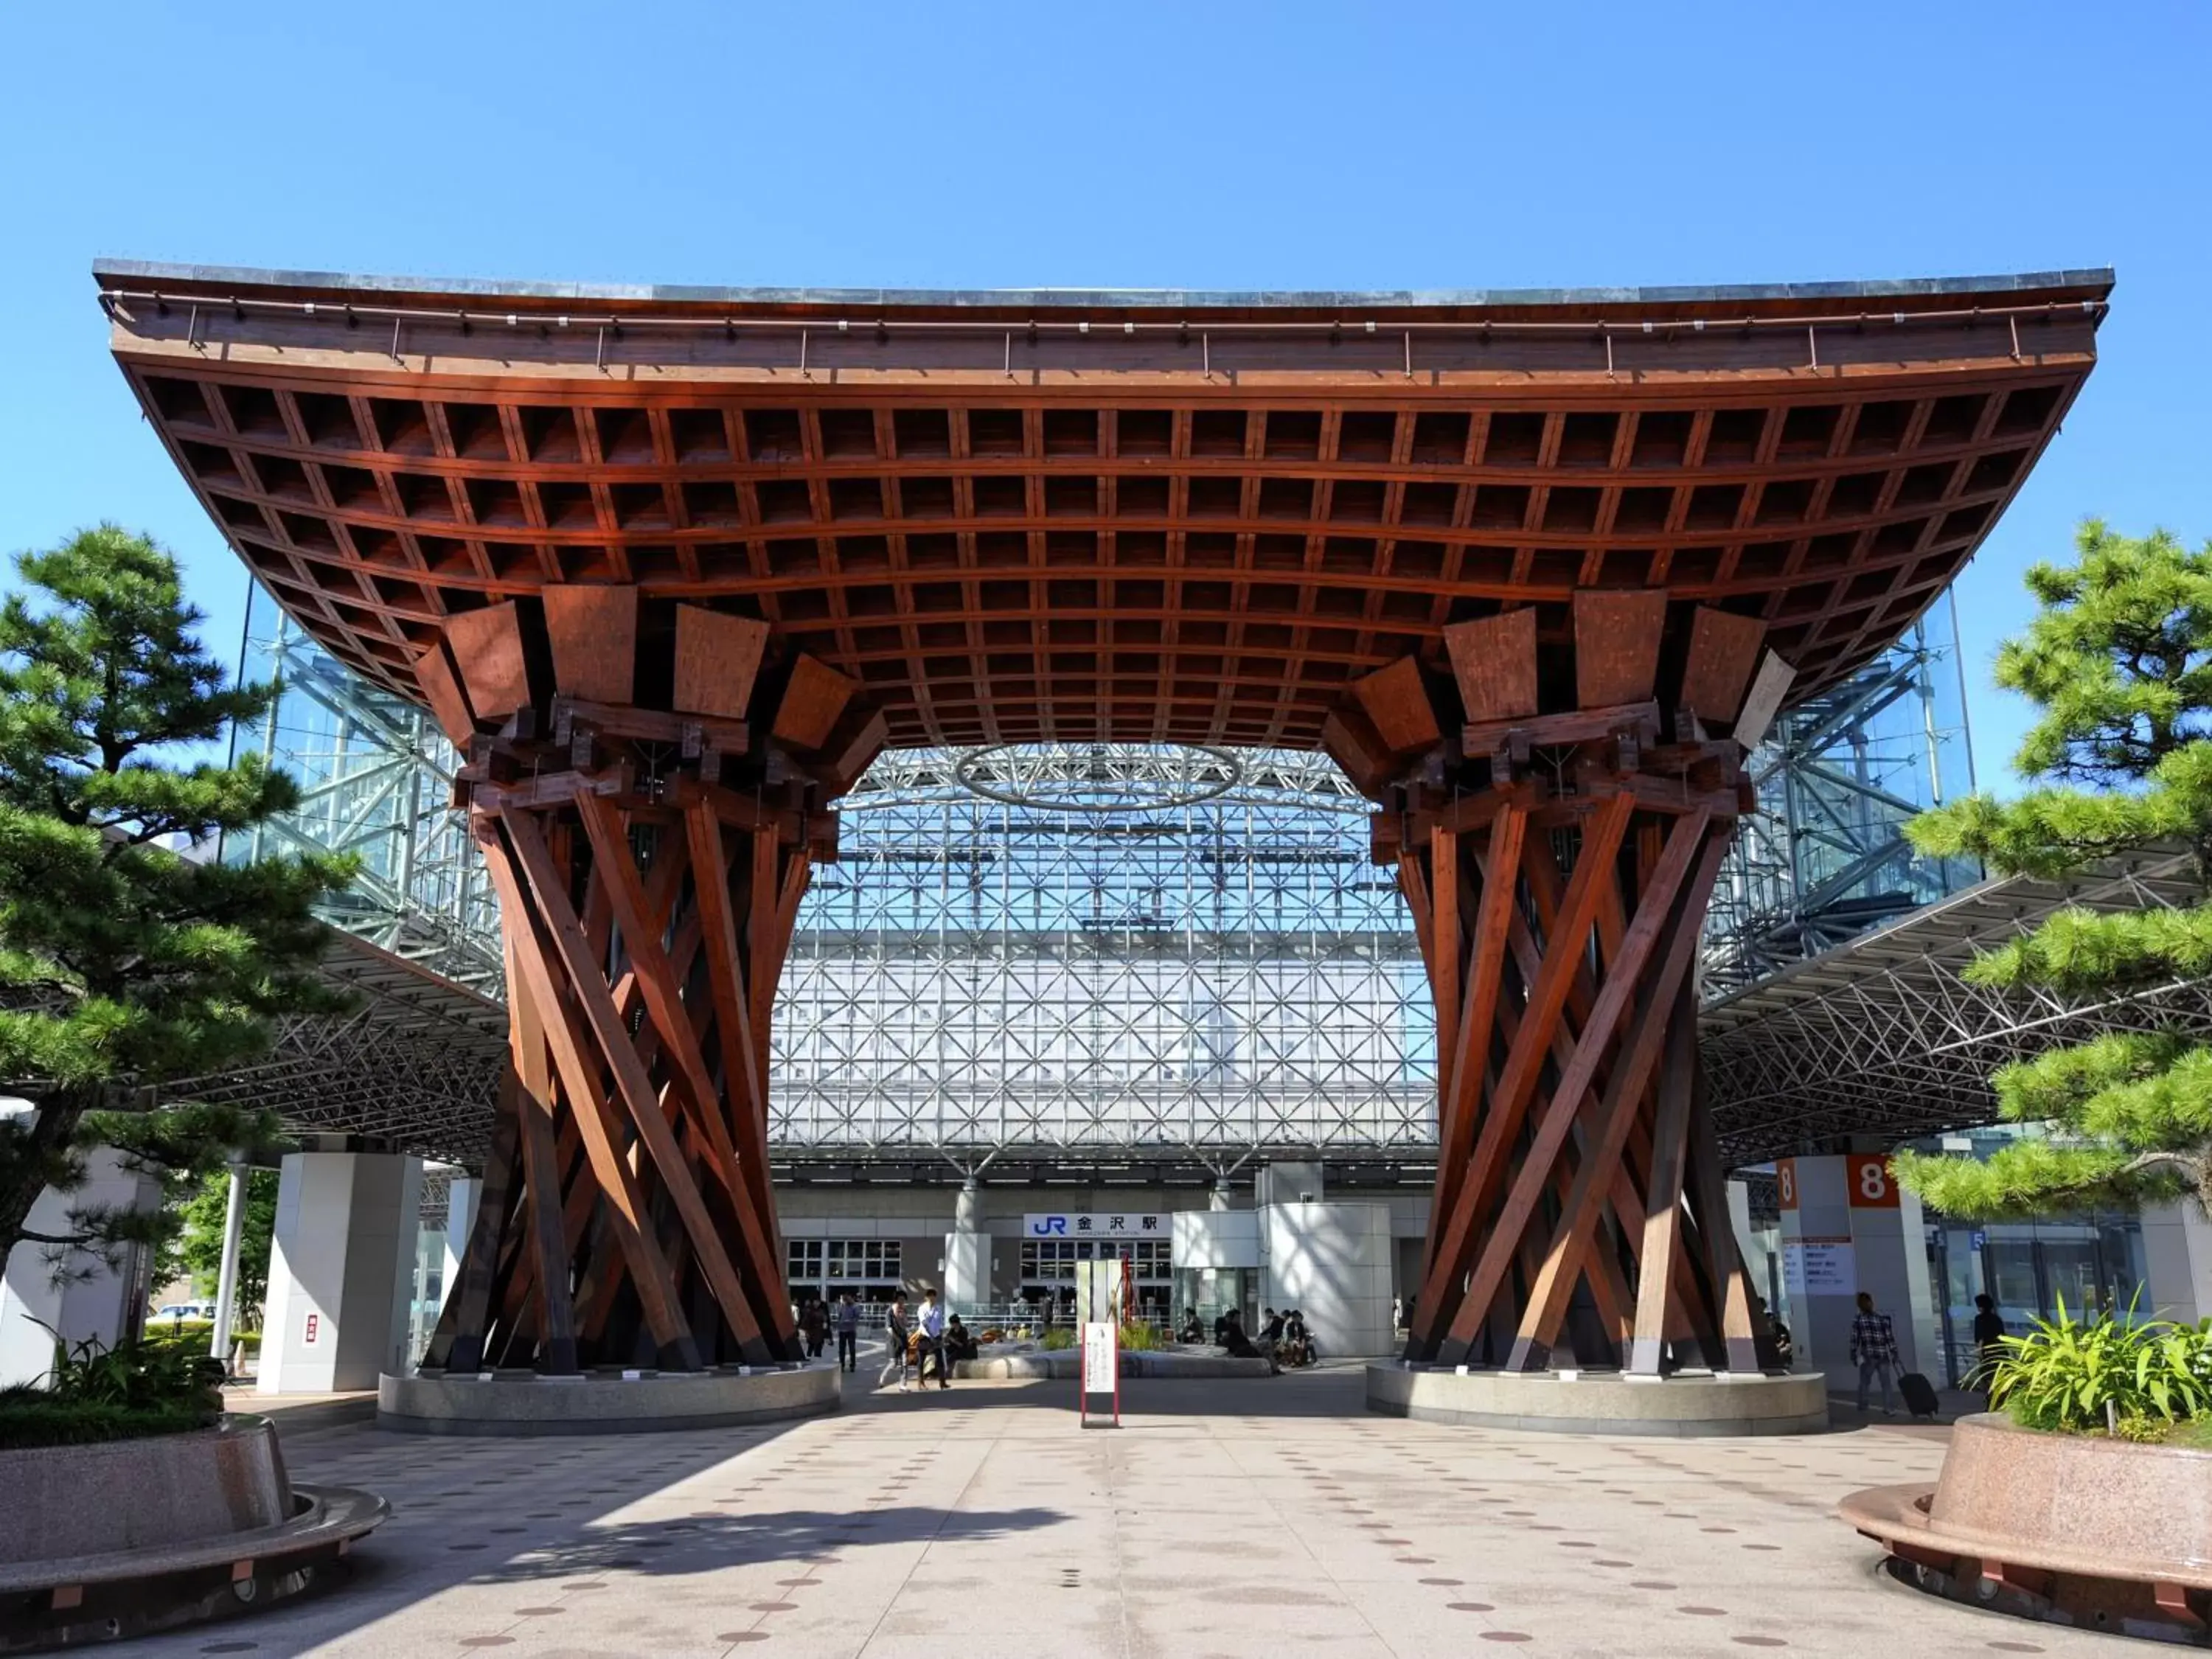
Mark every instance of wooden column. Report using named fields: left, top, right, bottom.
left=1332, top=597, right=1783, bottom=1375
left=413, top=588, right=876, bottom=1373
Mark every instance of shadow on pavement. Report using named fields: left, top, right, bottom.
left=464, top=1503, right=1071, bottom=1582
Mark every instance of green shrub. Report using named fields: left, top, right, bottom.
left=0, top=1400, right=210, bottom=1450
left=139, top=1320, right=258, bottom=1360
left=1118, top=1321, right=1159, bottom=1352
left=1991, top=1295, right=2212, bottom=1433
left=140, top=1319, right=215, bottom=1355
left=1040, top=1327, right=1075, bottom=1350
left=0, top=1324, right=226, bottom=1448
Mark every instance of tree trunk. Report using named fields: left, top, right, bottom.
left=0, top=1089, right=91, bottom=1257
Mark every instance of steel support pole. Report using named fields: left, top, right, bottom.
left=209, top=1161, right=249, bottom=1366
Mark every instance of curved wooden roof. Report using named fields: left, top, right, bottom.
left=97, top=262, right=2107, bottom=751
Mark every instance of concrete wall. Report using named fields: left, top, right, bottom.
left=260, top=1152, right=422, bottom=1394
left=1262, top=1201, right=1395, bottom=1356
left=2142, top=1200, right=2212, bottom=1322
left=1172, top=1208, right=1259, bottom=1270
left=0, top=1148, right=163, bottom=1388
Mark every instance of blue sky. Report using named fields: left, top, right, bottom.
left=3, top=2, right=2204, bottom=787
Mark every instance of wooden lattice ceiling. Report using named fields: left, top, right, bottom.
left=97, top=263, right=2109, bottom=750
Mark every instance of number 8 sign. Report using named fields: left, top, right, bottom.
left=1775, top=1159, right=1797, bottom=1211
left=1848, top=1155, right=1899, bottom=1208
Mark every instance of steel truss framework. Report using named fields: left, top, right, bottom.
left=229, top=584, right=502, bottom=996
left=1703, top=844, right=2212, bottom=1167
left=1703, top=602, right=1980, bottom=995
left=205, top=594, right=2008, bottom=1189
left=171, top=931, right=504, bottom=1168
left=772, top=743, right=1435, bottom=1175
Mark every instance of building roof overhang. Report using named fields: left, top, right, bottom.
left=1702, top=843, right=2212, bottom=1166
left=97, top=262, right=2109, bottom=751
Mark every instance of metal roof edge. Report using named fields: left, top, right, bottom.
left=89, top=260, right=2118, bottom=313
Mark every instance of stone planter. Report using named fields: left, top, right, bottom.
left=0, top=1417, right=291, bottom=1567
left=378, top=1363, right=841, bottom=1435
left=1367, top=1364, right=1829, bottom=1435
left=953, top=1346, right=1274, bottom=1381
left=1841, top=1411, right=2212, bottom=1640
left=0, top=1416, right=388, bottom=1652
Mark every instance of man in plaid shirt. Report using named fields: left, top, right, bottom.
left=1850, top=1290, right=1899, bottom=1415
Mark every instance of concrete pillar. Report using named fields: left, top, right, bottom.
left=209, top=1163, right=250, bottom=1366
left=439, top=1176, right=481, bottom=1310
left=1777, top=1154, right=1938, bottom=1379
left=259, top=1151, right=422, bottom=1394
left=0, top=1147, right=164, bottom=1387
left=1209, top=1178, right=1234, bottom=1213
left=942, top=1178, right=990, bottom=1310
left=1259, top=1200, right=1394, bottom=1355
left=2142, top=1200, right=2212, bottom=1322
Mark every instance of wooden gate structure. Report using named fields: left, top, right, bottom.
left=100, top=261, right=2107, bottom=1372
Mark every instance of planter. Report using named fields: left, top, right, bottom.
left=0, top=1416, right=388, bottom=1652
left=0, top=1418, right=291, bottom=1566
left=953, top=1348, right=1275, bottom=1381
left=1841, top=1411, right=2212, bottom=1641
left=1367, top=1365, right=1829, bottom=1436
left=378, top=1363, right=841, bottom=1435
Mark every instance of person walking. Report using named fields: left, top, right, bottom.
left=800, top=1296, right=829, bottom=1360
left=918, top=1287, right=951, bottom=1391
left=1970, top=1293, right=2007, bottom=1398
left=1851, top=1290, right=1900, bottom=1416
left=881, top=1294, right=913, bottom=1391
left=834, top=1291, right=860, bottom=1374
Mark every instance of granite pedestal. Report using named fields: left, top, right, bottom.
left=377, top=1363, right=841, bottom=1435
left=1366, top=1363, right=1829, bottom=1435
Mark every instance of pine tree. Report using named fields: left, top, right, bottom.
left=1894, top=521, right=2212, bottom=1218
left=0, top=526, right=352, bottom=1266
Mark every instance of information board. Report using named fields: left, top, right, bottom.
left=1782, top=1237, right=1857, bottom=1297
left=1083, top=1322, right=1116, bottom=1393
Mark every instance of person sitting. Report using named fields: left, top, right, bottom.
left=1282, top=1308, right=1312, bottom=1367
left=1262, top=1307, right=1287, bottom=1345
left=1220, top=1310, right=1279, bottom=1374
left=1178, top=1310, right=1203, bottom=1345
left=944, top=1313, right=979, bottom=1364
left=1212, top=1309, right=1232, bottom=1346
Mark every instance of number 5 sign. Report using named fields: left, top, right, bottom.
left=1848, top=1155, right=1899, bottom=1208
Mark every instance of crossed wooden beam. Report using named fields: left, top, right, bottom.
left=411, top=587, right=882, bottom=1372
left=1324, top=593, right=1796, bottom=1373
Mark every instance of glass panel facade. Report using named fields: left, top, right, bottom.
left=1703, top=601, right=1980, bottom=995
left=785, top=1239, right=902, bottom=1295
left=771, top=747, right=1435, bottom=1154
left=226, top=583, right=502, bottom=994
left=1924, top=1212, right=2149, bottom=1387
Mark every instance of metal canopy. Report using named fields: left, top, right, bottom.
left=172, top=928, right=505, bottom=1166
left=1701, top=843, right=2211, bottom=1166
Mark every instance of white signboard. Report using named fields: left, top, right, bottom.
left=1082, top=1321, right=1117, bottom=1394
left=1783, top=1238, right=1857, bottom=1297
left=1024, top=1212, right=1166, bottom=1240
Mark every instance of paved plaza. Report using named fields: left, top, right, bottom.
left=128, top=1362, right=2119, bottom=1658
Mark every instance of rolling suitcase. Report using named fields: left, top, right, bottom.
left=1897, top=1371, right=1940, bottom=1419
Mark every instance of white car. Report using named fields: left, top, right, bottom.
left=151, top=1301, right=215, bottom=1321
